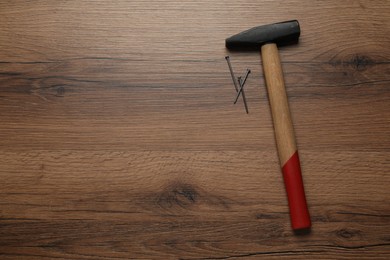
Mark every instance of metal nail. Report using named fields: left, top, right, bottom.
left=225, top=56, right=239, bottom=92
left=234, top=69, right=251, bottom=104
left=238, top=77, right=249, bottom=114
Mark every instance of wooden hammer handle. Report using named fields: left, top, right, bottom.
left=261, top=43, right=311, bottom=230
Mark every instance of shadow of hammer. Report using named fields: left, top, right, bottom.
left=226, top=20, right=311, bottom=232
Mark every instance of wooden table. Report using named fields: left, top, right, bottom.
left=1, top=1, right=389, bottom=259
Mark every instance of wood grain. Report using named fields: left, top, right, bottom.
left=1, top=0, right=389, bottom=259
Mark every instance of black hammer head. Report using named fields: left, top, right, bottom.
left=226, top=20, right=300, bottom=50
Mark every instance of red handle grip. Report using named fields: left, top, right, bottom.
left=282, top=151, right=311, bottom=230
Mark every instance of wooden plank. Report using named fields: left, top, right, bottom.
left=0, top=0, right=389, bottom=259
left=1, top=150, right=389, bottom=259
left=0, top=1, right=389, bottom=62
left=0, top=94, right=388, bottom=151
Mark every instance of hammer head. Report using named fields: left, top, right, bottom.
left=226, top=20, right=300, bottom=50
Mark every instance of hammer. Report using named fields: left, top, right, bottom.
left=226, top=20, right=311, bottom=231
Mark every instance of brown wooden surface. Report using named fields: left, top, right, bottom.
left=1, top=1, right=389, bottom=259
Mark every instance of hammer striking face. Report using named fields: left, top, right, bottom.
left=226, top=20, right=300, bottom=49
